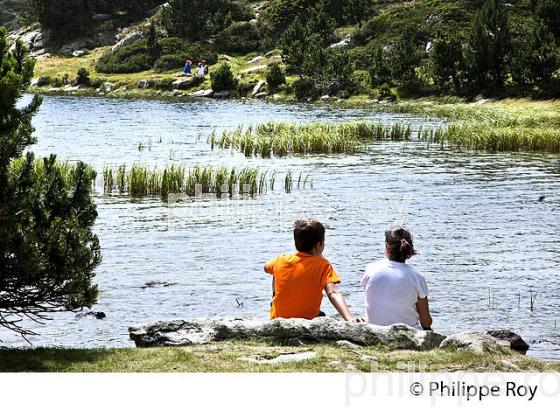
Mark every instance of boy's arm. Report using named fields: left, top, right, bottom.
left=325, top=282, right=360, bottom=322
left=416, top=297, right=433, bottom=330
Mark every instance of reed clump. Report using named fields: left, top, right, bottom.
left=102, top=164, right=312, bottom=198
left=420, top=122, right=560, bottom=153
left=209, top=121, right=412, bottom=157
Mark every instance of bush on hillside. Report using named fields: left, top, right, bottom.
left=95, top=41, right=150, bottom=74
left=266, top=64, right=286, bottom=93
left=215, top=22, right=263, bottom=54
left=211, top=63, right=238, bottom=91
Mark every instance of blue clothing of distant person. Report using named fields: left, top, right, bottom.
left=183, top=60, right=192, bottom=75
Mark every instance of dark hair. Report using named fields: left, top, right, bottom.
left=385, top=226, right=416, bottom=262
left=293, top=219, right=325, bottom=253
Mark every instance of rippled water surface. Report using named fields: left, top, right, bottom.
left=2, top=96, right=559, bottom=359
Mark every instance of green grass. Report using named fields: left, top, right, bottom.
left=209, top=121, right=412, bottom=157
left=1, top=341, right=558, bottom=372
left=102, top=163, right=311, bottom=198
left=420, top=122, right=560, bottom=153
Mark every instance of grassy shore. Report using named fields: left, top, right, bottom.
left=1, top=341, right=558, bottom=372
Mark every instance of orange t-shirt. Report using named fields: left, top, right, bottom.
left=265, top=252, right=341, bottom=319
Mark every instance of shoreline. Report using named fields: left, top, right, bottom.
left=1, top=341, right=559, bottom=372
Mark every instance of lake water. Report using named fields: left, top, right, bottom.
left=1, top=95, right=559, bottom=360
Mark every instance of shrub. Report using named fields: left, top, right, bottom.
left=211, top=63, right=238, bottom=91
left=95, top=41, right=150, bottom=74
left=161, top=0, right=254, bottom=40
left=76, top=67, right=90, bottom=86
left=293, top=77, right=319, bottom=100
left=378, top=83, right=399, bottom=101
left=266, top=64, right=286, bottom=93
left=215, top=22, right=262, bottom=54
left=236, top=79, right=259, bottom=96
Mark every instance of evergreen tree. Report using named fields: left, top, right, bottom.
left=466, top=0, right=511, bottom=90
left=387, top=32, right=421, bottom=88
left=0, top=28, right=100, bottom=337
left=510, top=17, right=560, bottom=87
left=280, top=18, right=309, bottom=74
left=146, top=22, right=161, bottom=65
left=368, top=46, right=392, bottom=87
left=536, top=0, right=560, bottom=40
left=430, top=34, right=464, bottom=93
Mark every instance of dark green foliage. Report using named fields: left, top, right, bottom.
left=266, top=64, right=286, bottom=92
left=510, top=17, right=560, bottom=88
left=280, top=18, right=309, bottom=72
left=146, top=22, right=161, bottom=65
left=536, top=0, right=560, bottom=39
left=466, top=0, right=511, bottom=90
left=27, top=0, right=95, bottom=38
left=210, top=63, right=238, bottom=91
left=95, top=41, right=150, bottom=74
left=0, top=28, right=100, bottom=337
left=378, top=83, right=398, bottom=101
left=322, top=49, right=355, bottom=93
left=161, top=0, right=254, bottom=41
left=76, top=67, right=90, bottom=86
left=293, top=77, right=320, bottom=100
left=215, top=21, right=262, bottom=54
left=343, top=0, right=376, bottom=27
left=386, top=30, right=422, bottom=88
left=236, top=79, right=258, bottom=96
left=430, top=34, right=465, bottom=93
left=367, top=46, right=392, bottom=87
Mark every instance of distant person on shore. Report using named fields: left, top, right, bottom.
left=196, top=63, right=204, bottom=77
left=183, top=59, right=192, bottom=76
left=264, top=219, right=361, bottom=322
left=361, top=226, right=433, bottom=330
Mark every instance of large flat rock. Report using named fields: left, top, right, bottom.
left=128, top=317, right=446, bottom=350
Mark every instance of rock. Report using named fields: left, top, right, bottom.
left=72, top=50, right=88, bottom=58
left=59, top=39, right=93, bottom=56
left=251, top=80, right=266, bottom=97
left=172, top=90, right=183, bottom=96
left=142, top=280, right=177, bottom=289
left=241, top=351, right=316, bottom=365
left=254, top=91, right=267, bottom=99
left=329, top=35, right=352, bottom=49
left=137, top=79, right=154, bottom=89
left=264, top=50, right=278, bottom=58
left=32, top=30, right=50, bottom=49
left=103, top=82, right=115, bottom=93
left=172, top=78, right=193, bottom=90
left=360, top=355, right=377, bottom=362
left=320, top=94, right=331, bottom=101
left=487, top=329, right=529, bottom=354
left=336, top=340, right=362, bottom=350
left=213, top=90, right=231, bottom=98
left=440, top=331, right=506, bottom=354
left=189, top=89, right=214, bottom=98
left=425, top=41, right=433, bottom=53
left=500, top=359, right=521, bottom=371
left=112, top=31, right=143, bottom=52
left=286, top=337, right=309, bottom=346
left=129, top=317, right=446, bottom=349
left=76, top=311, right=106, bottom=320
left=247, top=56, right=264, bottom=64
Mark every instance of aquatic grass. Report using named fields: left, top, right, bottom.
left=209, top=121, right=413, bottom=157
left=101, top=164, right=311, bottom=198
left=420, top=121, right=560, bottom=153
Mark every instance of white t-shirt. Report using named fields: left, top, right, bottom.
left=361, top=258, right=429, bottom=328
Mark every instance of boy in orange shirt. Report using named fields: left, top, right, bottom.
left=264, top=219, right=360, bottom=321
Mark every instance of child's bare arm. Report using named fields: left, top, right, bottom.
left=324, top=282, right=359, bottom=322
left=416, top=297, right=433, bottom=329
